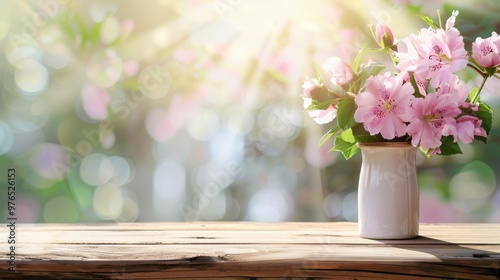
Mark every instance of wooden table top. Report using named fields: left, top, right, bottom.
left=1, top=222, right=499, bottom=279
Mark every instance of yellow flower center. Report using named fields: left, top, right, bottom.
left=438, top=53, right=451, bottom=63
left=424, top=113, right=440, bottom=122
left=384, top=100, right=393, bottom=111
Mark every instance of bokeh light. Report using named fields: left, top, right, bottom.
left=153, top=159, right=186, bottom=220
left=0, top=122, right=14, bottom=155
left=81, top=84, right=110, bottom=120
left=93, top=183, right=124, bottom=220
left=90, top=0, right=118, bottom=23
left=86, top=49, right=123, bottom=88
left=323, top=193, right=343, bottom=219
left=100, top=16, right=121, bottom=45
left=80, top=153, right=114, bottom=187
left=248, top=187, right=293, bottom=222
left=186, top=109, right=220, bottom=141
left=450, top=161, right=496, bottom=213
left=15, top=59, right=49, bottom=94
left=0, top=14, right=10, bottom=41
left=30, top=143, right=67, bottom=180
left=109, top=156, right=133, bottom=185
left=116, top=195, right=140, bottom=222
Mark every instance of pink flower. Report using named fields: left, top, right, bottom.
left=302, top=77, right=337, bottom=124
left=414, top=27, right=468, bottom=87
left=375, top=22, right=394, bottom=48
left=305, top=102, right=337, bottom=125
left=302, top=77, right=319, bottom=99
left=472, top=32, right=500, bottom=68
left=407, top=93, right=461, bottom=150
left=322, top=57, right=354, bottom=86
left=354, top=73, right=413, bottom=139
left=400, top=70, right=428, bottom=96
left=395, top=28, right=435, bottom=74
left=453, top=115, right=487, bottom=144
left=437, top=75, right=469, bottom=107
left=396, top=12, right=468, bottom=88
left=445, top=10, right=459, bottom=30
left=427, top=147, right=441, bottom=156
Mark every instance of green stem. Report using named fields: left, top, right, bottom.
left=353, top=47, right=386, bottom=72
left=387, top=48, right=398, bottom=67
left=472, top=76, right=488, bottom=104
left=437, top=9, right=442, bottom=29
left=467, top=63, right=486, bottom=77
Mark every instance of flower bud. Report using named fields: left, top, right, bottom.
left=472, top=32, right=500, bottom=69
left=375, top=22, right=394, bottom=48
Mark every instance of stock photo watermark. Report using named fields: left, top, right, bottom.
left=6, top=168, right=17, bottom=271
left=182, top=159, right=242, bottom=221
left=9, top=0, right=68, bottom=48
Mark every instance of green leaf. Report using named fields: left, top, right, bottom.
left=475, top=101, right=493, bottom=143
left=354, top=135, right=380, bottom=143
left=319, top=127, right=341, bottom=147
left=350, top=124, right=378, bottom=142
left=313, top=64, right=324, bottom=85
left=310, top=86, right=331, bottom=103
left=351, top=123, right=368, bottom=135
left=337, top=98, right=356, bottom=129
left=478, top=102, right=493, bottom=133
left=342, top=146, right=358, bottom=160
left=304, top=99, right=332, bottom=111
left=74, top=12, right=88, bottom=49
left=363, top=63, right=385, bottom=77
left=349, top=63, right=385, bottom=94
left=468, top=87, right=479, bottom=103
left=419, top=15, right=438, bottom=29
left=425, top=79, right=434, bottom=94
left=353, top=46, right=366, bottom=73
left=349, top=73, right=364, bottom=94
left=58, top=15, right=77, bottom=41
left=438, top=136, right=462, bottom=156
left=408, top=72, right=424, bottom=97
left=89, top=21, right=103, bottom=44
left=330, top=129, right=358, bottom=160
left=475, top=135, right=488, bottom=144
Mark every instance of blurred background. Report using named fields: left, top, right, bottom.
left=1, top=0, right=499, bottom=223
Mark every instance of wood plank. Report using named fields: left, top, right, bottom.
left=12, top=223, right=500, bottom=245
left=1, top=223, right=499, bottom=279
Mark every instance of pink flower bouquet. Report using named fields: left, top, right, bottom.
left=303, top=11, right=494, bottom=159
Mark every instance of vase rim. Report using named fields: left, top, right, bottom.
left=357, top=141, right=415, bottom=148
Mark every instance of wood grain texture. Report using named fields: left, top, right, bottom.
left=1, top=222, right=499, bottom=279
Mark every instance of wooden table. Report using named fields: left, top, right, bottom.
left=1, top=223, right=499, bottom=279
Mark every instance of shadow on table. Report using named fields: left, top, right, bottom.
left=377, top=236, right=500, bottom=278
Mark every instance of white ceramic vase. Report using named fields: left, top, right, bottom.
left=357, top=142, right=419, bottom=239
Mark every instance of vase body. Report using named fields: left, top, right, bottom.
left=357, top=142, right=419, bottom=239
